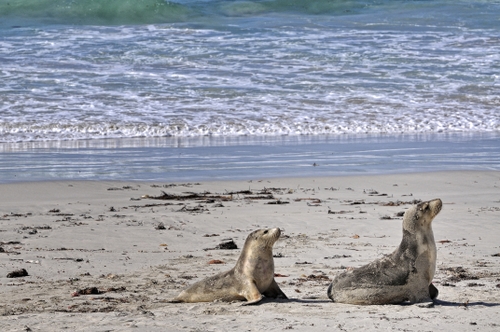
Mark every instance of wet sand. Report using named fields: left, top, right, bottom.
left=2, top=133, right=499, bottom=183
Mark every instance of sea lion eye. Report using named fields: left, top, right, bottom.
left=263, top=230, right=268, bottom=234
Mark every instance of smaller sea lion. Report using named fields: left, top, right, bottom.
left=327, top=198, right=443, bottom=305
left=170, top=228, right=287, bottom=305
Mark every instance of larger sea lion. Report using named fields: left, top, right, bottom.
left=170, top=227, right=287, bottom=305
left=328, top=198, right=443, bottom=305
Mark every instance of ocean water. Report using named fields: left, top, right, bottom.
left=0, top=0, right=499, bottom=182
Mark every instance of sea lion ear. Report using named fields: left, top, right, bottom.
left=249, top=229, right=260, bottom=239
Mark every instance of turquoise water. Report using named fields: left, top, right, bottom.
left=1, top=1, right=499, bottom=28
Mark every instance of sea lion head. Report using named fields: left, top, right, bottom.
left=403, top=198, right=442, bottom=233
left=245, top=227, right=281, bottom=249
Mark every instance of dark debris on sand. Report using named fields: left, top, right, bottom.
left=143, top=188, right=287, bottom=203
left=7, top=268, right=29, bottom=278
left=204, top=239, right=238, bottom=251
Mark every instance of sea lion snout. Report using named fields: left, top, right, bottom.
left=267, top=227, right=281, bottom=236
left=271, top=227, right=281, bottom=238
left=428, top=198, right=442, bottom=217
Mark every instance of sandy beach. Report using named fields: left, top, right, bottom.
left=1, top=171, right=499, bottom=331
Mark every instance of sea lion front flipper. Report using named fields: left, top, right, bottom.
left=262, top=279, right=288, bottom=299
left=240, top=281, right=264, bottom=305
left=429, top=283, right=438, bottom=300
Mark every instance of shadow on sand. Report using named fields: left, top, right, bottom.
left=434, top=299, right=500, bottom=308
left=262, top=298, right=500, bottom=307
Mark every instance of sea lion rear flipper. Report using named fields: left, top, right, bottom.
left=429, top=283, right=438, bottom=300
left=263, top=279, right=288, bottom=299
left=167, top=298, right=182, bottom=303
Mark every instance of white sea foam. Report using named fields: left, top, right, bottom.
left=1, top=2, right=499, bottom=142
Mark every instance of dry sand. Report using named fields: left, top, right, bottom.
left=1, top=171, right=499, bottom=331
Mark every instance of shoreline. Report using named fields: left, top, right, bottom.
left=1, top=171, right=499, bottom=330
left=1, top=132, right=499, bottom=184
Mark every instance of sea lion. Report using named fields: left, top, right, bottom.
left=170, top=227, right=287, bottom=305
left=327, top=198, right=443, bottom=305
